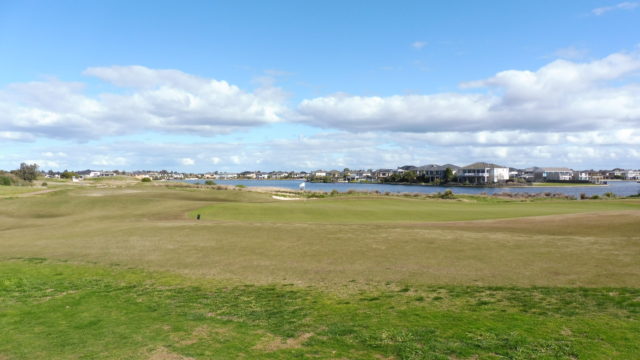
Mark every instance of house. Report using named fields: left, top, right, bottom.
left=572, top=171, right=590, bottom=182
left=533, top=167, right=574, bottom=182
left=313, top=170, right=327, bottom=178
left=415, top=164, right=460, bottom=182
left=373, top=169, right=394, bottom=179
left=459, top=162, right=509, bottom=184
left=239, top=171, right=256, bottom=179
left=622, top=170, right=640, bottom=180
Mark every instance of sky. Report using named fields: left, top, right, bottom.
left=1, top=0, right=639, bottom=172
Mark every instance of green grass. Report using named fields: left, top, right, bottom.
left=0, top=184, right=639, bottom=358
left=1, top=260, right=639, bottom=360
left=1, top=186, right=638, bottom=288
left=189, top=196, right=639, bottom=223
left=0, top=186, right=46, bottom=197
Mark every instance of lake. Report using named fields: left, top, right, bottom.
left=183, top=179, right=640, bottom=197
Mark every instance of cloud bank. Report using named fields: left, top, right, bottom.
left=1, top=52, right=640, bottom=169
left=297, top=52, right=640, bottom=133
left=0, top=66, right=288, bottom=140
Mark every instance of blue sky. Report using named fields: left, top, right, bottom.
left=1, top=0, right=639, bottom=171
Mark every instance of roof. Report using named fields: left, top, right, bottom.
left=416, top=164, right=459, bottom=171
left=534, top=167, right=574, bottom=172
left=462, top=162, right=507, bottom=169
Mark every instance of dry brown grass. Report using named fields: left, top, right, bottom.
left=147, top=347, right=194, bottom=360
left=1, top=185, right=639, bottom=289
left=253, top=332, right=314, bottom=351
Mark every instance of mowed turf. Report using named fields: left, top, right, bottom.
left=0, top=186, right=48, bottom=197
left=1, top=183, right=640, bottom=358
left=0, top=184, right=639, bottom=287
left=190, top=195, right=640, bottom=223
left=1, top=260, right=639, bottom=360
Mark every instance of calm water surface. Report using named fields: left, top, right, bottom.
left=183, top=179, right=640, bottom=197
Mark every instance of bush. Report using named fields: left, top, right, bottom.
left=13, top=163, right=39, bottom=182
left=330, top=189, right=339, bottom=196
left=41, top=182, right=48, bottom=187
left=0, top=175, right=13, bottom=186
left=580, top=193, right=587, bottom=200
left=204, top=180, right=216, bottom=186
left=439, top=189, right=455, bottom=199
left=603, top=192, right=616, bottom=198
left=235, top=184, right=246, bottom=188
left=141, top=177, right=152, bottom=183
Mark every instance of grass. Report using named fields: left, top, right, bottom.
left=0, top=185, right=48, bottom=197
left=1, top=259, right=639, bottom=359
left=0, top=183, right=639, bottom=358
left=189, top=195, right=639, bottom=223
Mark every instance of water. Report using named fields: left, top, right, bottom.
left=183, top=179, right=640, bottom=197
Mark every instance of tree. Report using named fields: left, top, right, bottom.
left=13, top=163, right=39, bottom=182
left=443, top=167, right=455, bottom=184
left=402, top=170, right=417, bottom=183
left=60, top=170, right=77, bottom=179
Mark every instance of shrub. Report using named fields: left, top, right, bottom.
left=439, top=189, right=455, bottom=199
left=0, top=175, right=13, bottom=186
left=603, top=192, right=616, bottom=198
left=41, top=182, right=48, bottom=187
left=141, top=177, right=152, bottom=183
left=235, top=184, right=246, bottom=188
left=204, top=180, right=216, bottom=186
left=580, top=193, right=587, bottom=200
left=591, top=195, right=600, bottom=200
left=330, top=189, right=339, bottom=196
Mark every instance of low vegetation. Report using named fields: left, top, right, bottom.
left=0, top=182, right=639, bottom=359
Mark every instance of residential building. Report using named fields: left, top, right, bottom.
left=622, top=170, right=640, bottom=180
left=415, top=164, right=460, bottom=182
left=533, top=167, right=574, bottom=182
left=459, top=162, right=509, bottom=184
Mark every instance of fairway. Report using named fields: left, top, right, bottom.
left=190, top=195, right=640, bottom=223
left=1, top=183, right=640, bottom=359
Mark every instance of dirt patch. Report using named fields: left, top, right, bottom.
left=178, top=325, right=211, bottom=345
left=148, top=347, right=195, bottom=360
left=253, top=332, right=314, bottom=351
left=272, top=195, right=303, bottom=201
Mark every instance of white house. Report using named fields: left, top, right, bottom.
left=622, top=170, right=640, bottom=180
left=459, top=162, right=509, bottom=184
left=533, top=167, right=574, bottom=182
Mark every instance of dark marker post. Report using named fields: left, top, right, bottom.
left=196, top=214, right=201, bottom=220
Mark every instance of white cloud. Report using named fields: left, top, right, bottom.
left=0, top=131, right=35, bottom=141
left=210, top=157, right=221, bottom=164
left=0, top=66, right=288, bottom=140
left=411, top=41, right=427, bottom=49
left=5, top=128, right=640, bottom=172
left=92, top=155, right=128, bottom=166
left=298, top=51, right=640, bottom=133
left=592, top=1, right=639, bottom=15
left=180, top=158, right=195, bottom=166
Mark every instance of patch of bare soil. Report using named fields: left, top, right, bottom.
left=272, top=195, right=303, bottom=200
left=253, top=332, right=314, bottom=351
